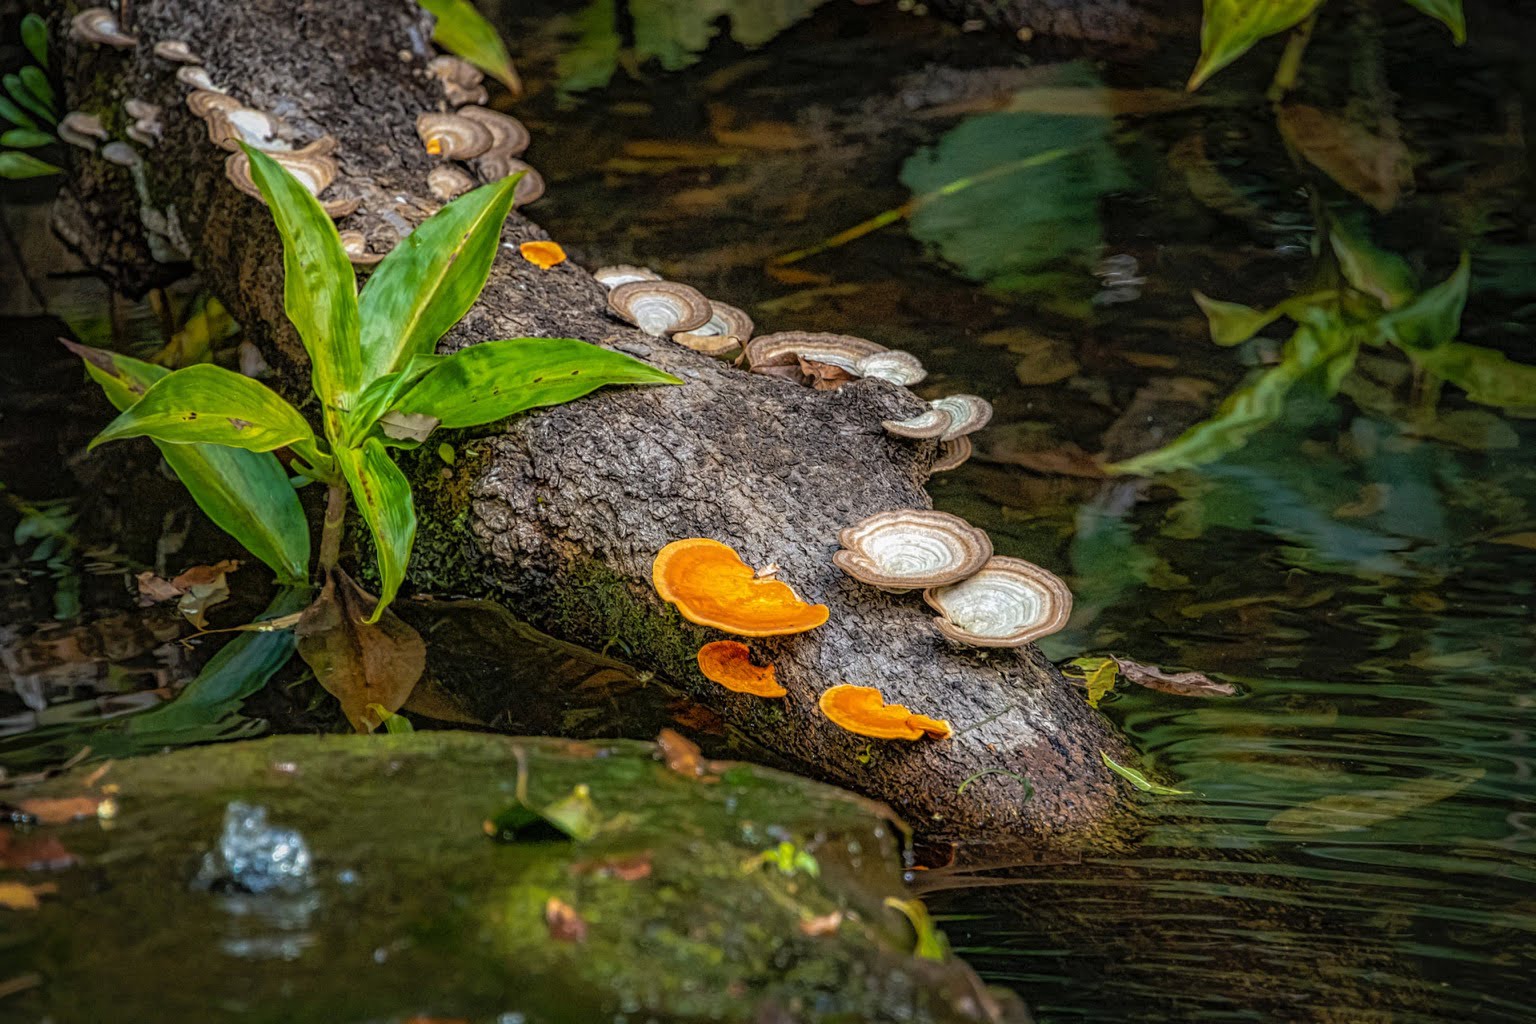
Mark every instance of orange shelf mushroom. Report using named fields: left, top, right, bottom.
left=519, top=240, right=567, bottom=270
left=697, top=641, right=786, bottom=698
left=818, top=685, right=952, bottom=741
left=652, top=539, right=828, bottom=637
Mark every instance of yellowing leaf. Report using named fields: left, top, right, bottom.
left=1068, top=656, right=1118, bottom=708
left=1101, top=751, right=1191, bottom=795
left=1188, top=0, right=1324, bottom=91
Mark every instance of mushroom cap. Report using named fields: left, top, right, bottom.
left=594, top=265, right=662, bottom=289
left=930, top=436, right=972, bottom=473
left=746, top=331, right=886, bottom=371
left=153, top=40, right=202, bottom=64
left=186, top=90, right=241, bottom=119
left=225, top=145, right=358, bottom=218
left=852, top=350, right=926, bottom=386
left=428, top=55, right=487, bottom=106
left=206, top=107, right=286, bottom=152
left=674, top=301, right=753, bottom=355
left=817, top=685, right=951, bottom=741
left=458, top=106, right=530, bottom=157
left=100, top=141, right=142, bottom=167
left=833, top=509, right=992, bottom=592
left=124, top=99, right=161, bottom=121
left=882, top=408, right=953, bottom=439
left=339, top=231, right=385, bottom=267
left=175, top=66, right=220, bottom=91
left=416, top=112, right=493, bottom=159
left=126, top=122, right=160, bottom=147
left=427, top=163, right=475, bottom=202
left=481, top=155, right=545, bottom=203
left=930, top=394, right=993, bottom=441
left=922, top=556, right=1074, bottom=648
left=58, top=112, right=109, bottom=151
left=609, top=280, right=712, bottom=337
left=71, top=9, right=136, bottom=48
left=696, top=641, right=786, bottom=698
left=652, top=539, right=828, bottom=637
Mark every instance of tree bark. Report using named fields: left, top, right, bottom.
left=52, top=0, right=1143, bottom=854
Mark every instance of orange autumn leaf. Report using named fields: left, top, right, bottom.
left=519, top=240, right=567, bottom=270
left=18, top=797, right=100, bottom=825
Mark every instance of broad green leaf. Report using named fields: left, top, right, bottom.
left=1329, top=220, right=1417, bottom=310
left=1409, top=343, right=1536, bottom=409
left=391, top=337, right=682, bottom=430
left=344, top=353, right=445, bottom=444
left=1101, top=751, right=1191, bottom=795
left=337, top=438, right=416, bottom=619
left=89, top=363, right=321, bottom=456
left=1188, top=0, right=1325, bottom=91
left=1377, top=253, right=1470, bottom=352
left=21, top=14, right=48, bottom=69
left=1192, top=291, right=1283, bottom=346
left=1401, top=0, right=1466, bottom=43
left=241, top=144, right=361, bottom=418
left=68, top=342, right=311, bottom=581
left=0, top=151, right=60, bottom=178
left=1, top=127, right=53, bottom=148
left=357, top=177, right=518, bottom=383
left=19, top=67, right=55, bottom=117
left=0, top=95, right=36, bottom=130
left=419, top=0, right=522, bottom=92
left=4, top=72, right=53, bottom=125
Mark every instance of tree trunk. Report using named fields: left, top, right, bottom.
left=52, top=0, right=1144, bottom=854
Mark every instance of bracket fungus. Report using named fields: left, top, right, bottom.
left=696, top=641, right=786, bottom=698
left=416, top=112, right=493, bottom=159
left=818, top=685, right=951, bottom=741
left=100, top=141, right=142, bottom=168
left=186, top=90, right=241, bottom=119
left=58, top=112, right=109, bottom=152
left=339, top=231, right=385, bottom=267
left=833, top=510, right=992, bottom=592
left=124, top=99, right=163, bottom=147
left=652, top=539, right=828, bottom=637
left=428, top=55, right=487, bottom=107
left=206, top=107, right=287, bottom=152
left=152, top=40, right=202, bottom=64
left=674, top=301, right=754, bottom=357
left=594, top=265, right=662, bottom=289
left=882, top=408, right=953, bottom=439
left=930, top=436, right=973, bottom=473
left=427, top=163, right=475, bottom=202
left=852, top=350, right=926, bottom=386
left=458, top=106, right=530, bottom=158
left=608, top=281, right=712, bottom=337
left=930, top=394, right=993, bottom=440
left=226, top=144, right=359, bottom=219
left=175, top=65, right=222, bottom=92
left=922, top=556, right=1074, bottom=648
left=71, top=8, right=136, bottom=49
left=482, top=156, right=544, bottom=203
left=746, top=332, right=886, bottom=373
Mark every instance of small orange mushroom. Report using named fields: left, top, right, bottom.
left=519, top=240, right=567, bottom=270
left=697, top=640, right=786, bottom=698
left=818, top=684, right=952, bottom=741
left=652, top=539, right=828, bottom=637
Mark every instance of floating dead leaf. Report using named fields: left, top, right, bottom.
left=655, top=727, right=722, bottom=782
left=799, top=911, right=843, bottom=936
left=136, top=559, right=239, bottom=628
left=1277, top=104, right=1411, bottom=213
left=1013, top=338, right=1080, bottom=386
left=519, top=240, right=566, bottom=270
left=17, top=796, right=100, bottom=824
left=1111, top=656, right=1236, bottom=697
left=544, top=896, right=588, bottom=943
left=295, top=569, right=426, bottom=733
left=0, top=881, right=57, bottom=911
left=799, top=356, right=857, bottom=390
left=0, top=831, right=76, bottom=872
left=379, top=411, right=440, bottom=443
left=570, top=853, right=653, bottom=881
left=1066, top=656, right=1118, bottom=708
left=1267, top=768, right=1485, bottom=836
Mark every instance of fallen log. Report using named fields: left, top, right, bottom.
left=52, top=0, right=1141, bottom=853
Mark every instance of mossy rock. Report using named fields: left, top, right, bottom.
left=6, top=732, right=1027, bottom=1023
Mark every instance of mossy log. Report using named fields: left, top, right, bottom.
left=52, top=0, right=1141, bottom=854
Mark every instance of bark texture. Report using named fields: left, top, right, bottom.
left=925, top=0, right=1194, bottom=48
left=53, top=0, right=1143, bottom=853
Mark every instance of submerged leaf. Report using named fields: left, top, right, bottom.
left=1192, top=291, right=1282, bottom=346
left=1100, top=751, right=1191, bottom=795
left=883, top=897, right=949, bottom=962
left=294, top=569, right=426, bottom=732
left=1067, top=656, right=1118, bottom=708
left=1278, top=105, right=1412, bottom=213
left=1188, top=0, right=1324, bottom=91
left=1267, top=767, right=1484, bottom=835
left=1329, top=219, right=1417, bottom=310
left=1377, top=254, right=1470, bottom=352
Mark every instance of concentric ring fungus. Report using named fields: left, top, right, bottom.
left=609, top=281, right=712, bottom=337
left=818, top=685, right=951, bottom=740
left=834, top=510, right=992, bottom=592
left=696, top=641, right=786, bottom=698
left=653, top=539, right=828, bottom=637
left=922, top=556, right=1073, bottom=648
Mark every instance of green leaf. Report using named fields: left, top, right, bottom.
left=1, top=127, right=54, bottom=149
left=4, top=72, right=53, bottom=125
left=1409, top=343, right=1536, bottom=409
left=419, top=0, right=522, bottom=92
left=392, top=337, right=682, bottom=430
left=1401, top=0, right=1466, bottom=43
left=0, top=95, right=37, bottom=130
left=21, top=14, right=48, bottom=69
left=1068, top=656, right=1119, bottom=708
left=1192, top=291, right=1283, bottom=346
left=369, top=703, right=416, bottom=734
left=241, top=144, right=362, bottom=419
left=67, top=342, right=311, bottom=581
left=19, top=67, right=55, bottom=117
left=1100, top=751, right=1191, bottom=795
left=89, top=363, right=321, bottom=456
left=337, top=438, right=416, bottom=619
left=1329, top=220, right=1417, bottom=310
left=0, top=151, right=60, bottom=178
left=1377, top=254, right=1470, bottom=352
left=357, top=176, right=519, bottom=384
left=1188, top=0, right=1325, bottom=91
left=344, top=353, right=445, bottom=444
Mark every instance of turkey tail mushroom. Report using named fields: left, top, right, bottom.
left=416, top=112, right=493, bottom=159
left=833, top=510, right=992, bottom=592
left=608, top=281, right=712, bottom=337
left=922, top=556, right=1074, bottom=648
left=673, top=301, right=753, bottom=357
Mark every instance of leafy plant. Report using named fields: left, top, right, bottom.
left=418, top=0, right=521, bottom=93
left=73, top=144, right=680, bottom=729
left=1, top=14, right=62, bottom=179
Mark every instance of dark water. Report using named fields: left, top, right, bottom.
left=3, top=1, right=1535, bottom=1020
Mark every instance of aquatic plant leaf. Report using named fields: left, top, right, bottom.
left=1329, top=219, right=1417, bottom=310
left=68, top=343, right=310, bottom=581
left=1400, top=0, right=1466, bottom=43
left=1100, top=752, right=1190, bottom=795
left=0, top=151, right=60, bottom=178
left=89, top=363, right=320, bottom=457
left=336, top=437, right=416, bottom=619
left=1278, top=105, right=1411, bottom=213
left=1409, top=343, right=1536, bottom=409
left=391, top=337, right=682, bottom=429
left=1192, top=291, right=1282, bottom=346
left=1267, top=767, right=1483, bottom=835
left=1067, top=656, right=1118, bottom=708
left=295, top=569, right=425, bottom=732
left=4, top=73, right=53, bottom=125
left=1111, top=656, right=1237, bottom=697
left=242, top=144, right=362, bottom=414
left=419, top=0, right=521, bottom=92
left=0, top=127, right=52, bottom=149
left=1377, top=254, right=1470, bottom=352
left=1188, top=0, right=1324, bottom=91
left=357, top=176, right=519, bottom=384
left=555, top=0, right=622, bottom=93
left=21, top=14, right=48, bottom=69
left=627, top=0, right=830, bottom=76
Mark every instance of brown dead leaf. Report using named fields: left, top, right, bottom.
left=0, top=881, right=57, bottom=911
left=655, top=727, right=722, bottom=782
left=17, top=796, right=99, bottom=824
left=1112, top=656, right=1236, bottom=697
left=0, top=831, right=76, bottom=872
left=544, top=897, right=588, bottom=943
left=799, top=911, right=844, bottom=936
left=1278, top=105, right=1412, bottom=213
left=570, top=853, right=653, bottom=881
left=763, top=265, right=832, bottom=286
left=295, top=569, right=426, bottom=733
left=137, top=560, right=239, bottom=628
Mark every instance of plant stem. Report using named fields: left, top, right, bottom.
left=1268, top=11, right=1319, bottom=105
left=317, top=483, right=347, bottom=573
